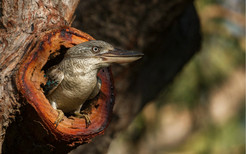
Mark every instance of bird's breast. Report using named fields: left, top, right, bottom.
left=48, top=69, right=98, bottom=113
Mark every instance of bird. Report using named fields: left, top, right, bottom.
left=44, top=40, right=143, bottom=128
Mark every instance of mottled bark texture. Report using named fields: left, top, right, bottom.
left=0, top=0, right=80, bottom=153
left=0, top=0, right=201, bottom=153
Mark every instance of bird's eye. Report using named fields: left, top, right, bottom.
left=92, top=46, right=100, bottom=53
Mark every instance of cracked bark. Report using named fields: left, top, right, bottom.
left=0, top=0, right=201, bottom=153
left=0, top=0, right=80, bottom=153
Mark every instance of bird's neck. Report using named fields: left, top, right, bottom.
left=60, top=58, right=99, bottom=76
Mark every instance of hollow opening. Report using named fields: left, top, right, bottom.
left=41, top=45, right=68, bottom=95
left=40, top=45, right=99, bottom=118
left=42, top=46, right=68, bottom=73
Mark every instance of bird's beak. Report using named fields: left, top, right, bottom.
left=98, top=48, right=144, bottom=63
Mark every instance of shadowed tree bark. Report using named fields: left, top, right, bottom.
left=0, top=0, right=200, bottom=153
left=71, top=0, right=201, bottom=153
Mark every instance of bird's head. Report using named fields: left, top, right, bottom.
left=65, top=40, right=143, bottom=68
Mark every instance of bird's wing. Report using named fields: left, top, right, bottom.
left=43, top=65, right=64, bottom=96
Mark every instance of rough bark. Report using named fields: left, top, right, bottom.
left=0, top=0, right=80, bottom=153
left=0, top=0, right=201, bottom=153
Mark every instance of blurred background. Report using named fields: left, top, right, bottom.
left=106, top=0, right=245, bottom=154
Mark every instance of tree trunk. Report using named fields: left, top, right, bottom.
left=0, top=0, right=201, bottom=153
left=0, top=0, right=81, bottom=153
